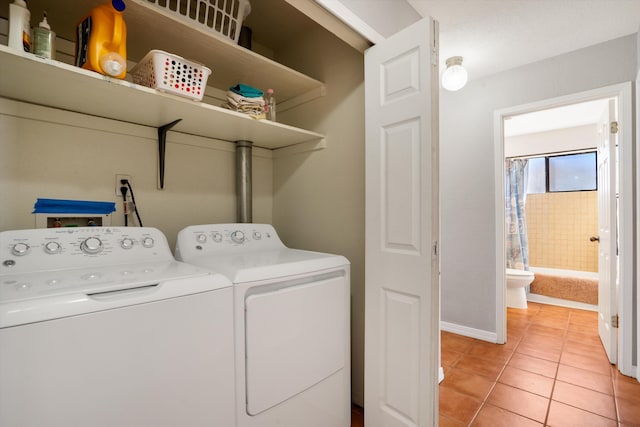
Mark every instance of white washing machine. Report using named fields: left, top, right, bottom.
left=175, top=223, right=351, bottom=427
left=0, top=227, right=235, bottom=427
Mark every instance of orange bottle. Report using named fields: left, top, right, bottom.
left=75, top=0, right=127, bottom=79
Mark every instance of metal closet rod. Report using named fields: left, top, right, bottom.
left=506, top=147, right=596, bottom=160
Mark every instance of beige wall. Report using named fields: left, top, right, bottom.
left=0, top=5, right=366, bottom=406
left=272, top=28, right=366, bottom=405
left=0, top=99, right=273, bottom=248
left=526, top=191, right=598, bottom=272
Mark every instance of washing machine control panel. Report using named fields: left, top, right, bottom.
left=0, top=227, right=173, bottom=274
left=177, top=223, right=286, bottom=256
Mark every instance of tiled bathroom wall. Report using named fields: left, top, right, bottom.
left=526, top=191, right=598, bottom=272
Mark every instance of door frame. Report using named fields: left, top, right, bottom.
left=493, top=82, right=635, bottom=377
left=636, top=69, right=640, bottom=382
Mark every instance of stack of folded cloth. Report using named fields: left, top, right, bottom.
left=222, top=83, right=265, bottom=119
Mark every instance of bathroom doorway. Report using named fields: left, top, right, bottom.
left=504, top=100, right=605, bottom=311
left=493, top=82, right=635, bottom=377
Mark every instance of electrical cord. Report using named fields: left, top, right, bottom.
left=120, top=185, right=129, bottom=226
left=122, top=179, right=144, bottom=227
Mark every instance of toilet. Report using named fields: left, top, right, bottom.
left=506, top=268, right=535, bottom=309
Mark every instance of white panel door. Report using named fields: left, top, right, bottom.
left=364, top=18, right=439, bottom=427
left=597, top=99, right=617, bottom=364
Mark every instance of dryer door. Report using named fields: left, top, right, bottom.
left=244, top=271, right=347, bottom=415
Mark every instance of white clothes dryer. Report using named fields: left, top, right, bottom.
left=175, top=223, right=351, bottom=427
left=0, top=227, right=235, bottom=427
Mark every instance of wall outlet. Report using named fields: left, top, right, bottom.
left=115, top=174, right=132, bottom=196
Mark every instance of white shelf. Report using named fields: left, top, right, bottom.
left=24, top=0, right=327, bottom=104
left=0, top=46, right=325, bottom=150
left=127, top=0, right=325, bottom=103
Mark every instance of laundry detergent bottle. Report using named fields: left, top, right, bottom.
left=75, top=0, right=127, bottom=79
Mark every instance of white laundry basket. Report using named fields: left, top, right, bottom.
left=145, top=0, right=250, bottom=43
left=130, top=50, right=212, bottom=101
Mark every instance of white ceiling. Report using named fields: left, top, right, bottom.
left=503, top=98, right=609, bottom=137
left=407, top=0, right=640, bottom=81
left=405, top=0, right=638, bottom=136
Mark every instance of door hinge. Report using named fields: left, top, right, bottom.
left=432, top=240, right=438, bottom=258
left=610, top=121, right=619, bottom=134
left=611, top=314, right=619, bottom=328
left=432, top=21, right=439, bottom=67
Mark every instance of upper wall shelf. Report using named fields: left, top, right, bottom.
left=23, top=0, right=326, bottom=104
left=126, top=0, right=325, bottom=104
left=0, top=46, right=325, bottom=149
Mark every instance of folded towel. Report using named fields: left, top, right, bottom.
left=229, top=83, right=264, bottom=98
left=222, top=89, right=266, bottom=119
left=222, top=101, right=265, bottom=116
left=227, top=90, right=264, bottom=106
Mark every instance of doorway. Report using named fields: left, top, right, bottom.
left=504, top=99, right=606, bottom=310
left=493, top=82, right=635, bottom=377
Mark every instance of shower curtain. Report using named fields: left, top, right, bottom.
left=505, top=159, right=529, bottom=270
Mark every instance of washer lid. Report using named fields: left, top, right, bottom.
left=0, top=261, right=230, bottom=328
left=185, top=248, right=349, bottom=284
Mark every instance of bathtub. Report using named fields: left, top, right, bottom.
left=529, top=267, right=598, bottom=280
left=527, top=267, right=598, bottom=311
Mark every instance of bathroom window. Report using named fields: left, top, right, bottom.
left=525, top=151, right=597, bottom=194
left=526, top=157, right=546, bottom=194
left=549, top=152, right=597, bottom=192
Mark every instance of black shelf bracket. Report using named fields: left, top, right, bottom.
left=157, top=119, right=182, bottom=189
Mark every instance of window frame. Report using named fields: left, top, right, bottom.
left=525, top=150, right=598, bottom=194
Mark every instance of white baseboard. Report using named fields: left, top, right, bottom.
left=440, top=321, right=498, bottom=343
left=527, top=293, right=598, bottom=311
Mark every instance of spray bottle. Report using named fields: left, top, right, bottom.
left=75, top=0, right=127, bottom=79
left=8, top=0, right=31, bottom=52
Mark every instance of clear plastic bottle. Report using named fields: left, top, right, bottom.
left=33, top=11, right=55, bottom=59
left=265, top=88, right=276, bottom=122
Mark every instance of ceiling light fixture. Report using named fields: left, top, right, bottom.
left=441, top=56, right=468, bottom=91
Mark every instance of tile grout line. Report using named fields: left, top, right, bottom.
left=567, top=309, right=619, bottom=424
left=610, top=364, right=623, bottom=426
left=500, top=304, right=557, bottom=426
left=542, top=309, right=571, bottom=426
left=467, top=307, right=537, bottom=426
left=526, top=305, right=559, bottom=427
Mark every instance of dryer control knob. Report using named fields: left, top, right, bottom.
left=11, top=242, right=30, bottom=256
left=121, top=238, right=134, bottom=250
left=196, top=234, right=207, bottom=243
left=44, top=241, right=62, bottom=254
left=81, top=237, right=103, bottom=254
left=231, top=230, right=245, bottom=244
left=212, top=232, right=223, bottom=243
left=253, top=231, right=262, bottom=240
left=142, top=237, right=155, bottom=248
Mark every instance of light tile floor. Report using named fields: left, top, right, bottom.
left=351, top=302, right=640, bottom=426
